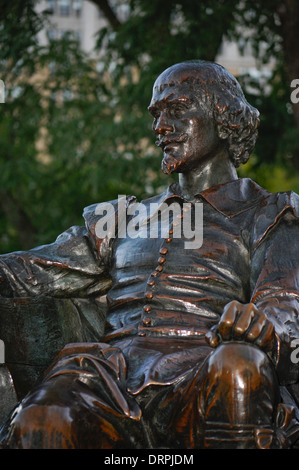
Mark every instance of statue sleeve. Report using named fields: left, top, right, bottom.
left=250, top=194, right=299, bottom=385
left=0, top=224, right=112, bottom=299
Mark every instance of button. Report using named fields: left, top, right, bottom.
left=151, top=271, right=159, bottom=277
left=147, top=280, right=155, bottom=286
left=143, top=305, right=152, bottom=312
left=155, top=265, right=163, bottom=272
left=158, top=257, right=166, bottom=264
left=138, top=331, right=146, bottom=337
left=165, top=238, right=172, bottom=243
left=145, top=292, right=154, bottom=299
left=169, top=228, right=174, bottom=234
left=160, top=247, right=168, bottom=255
left=142, top=317, right=151, bottom=326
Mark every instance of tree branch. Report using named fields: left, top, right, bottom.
left=0, top=190, right=37, bottom=250
left=89, top=0, right=122, bottom=30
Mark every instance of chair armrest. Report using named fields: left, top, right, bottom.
left=0, top=296, right=106, bottom=399
left=0, top=364, right=17, bottom=427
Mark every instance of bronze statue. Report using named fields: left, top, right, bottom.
left=0, top=60, right=298, bottom=449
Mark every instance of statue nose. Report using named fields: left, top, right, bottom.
left=154, top=113, right=173, bottom=135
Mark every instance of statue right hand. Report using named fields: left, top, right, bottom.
left=205, top=300, right=276, bottom=354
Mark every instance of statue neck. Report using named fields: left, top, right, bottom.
left=178, top=151, right=238, bottom=201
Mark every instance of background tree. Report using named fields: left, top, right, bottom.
left=0, top=0, right=298, bottom=253
left=92, top=0, right=299, bottom=188
left=0, top=0, right=148, bottom=251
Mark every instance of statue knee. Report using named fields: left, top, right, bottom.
left=201, top=342, right=280, bottom=425
left=4, top=401, right=76, bottom=449
left=206, top=341, right=277, bottom=385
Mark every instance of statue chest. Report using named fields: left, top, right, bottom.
left=105, top=203, right=251, bottom=336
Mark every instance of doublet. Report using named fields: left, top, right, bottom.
left=80, top=178, right=299, bottom=392
left=1, top=177, right=299, bottom=448
left=0, top=178, right=298, bottom=389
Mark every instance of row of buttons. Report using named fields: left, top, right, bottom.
left=139, top=205, right=191, bottom=335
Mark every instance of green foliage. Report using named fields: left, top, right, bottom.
left=95, top=0, right=299, bottom=193
left=237, top=65, right=299, bottom=190
left=0, top=0, right=298, bottom=252
left=0, top=4, right=115, bottom=251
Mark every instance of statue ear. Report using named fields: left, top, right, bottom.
left=217, top=125, right=230, bottom=140
left=214, top=103, right=231, bottom=140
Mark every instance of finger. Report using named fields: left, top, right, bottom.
left=255, top=322, right=275, bottom=352
left=245, top=314, right=268, bottom=343
left=205, top=326, right=220, bottom=348
left=218, top=301, right=240, bottom=341
left=233, top=304, right=258, bottom=340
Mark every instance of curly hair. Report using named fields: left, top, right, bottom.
left=155, top=61, right=260, bottom=168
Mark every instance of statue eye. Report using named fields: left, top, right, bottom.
left=170, top=103, right=187, bottom=118
left=150, top=108, right=160, bottom=120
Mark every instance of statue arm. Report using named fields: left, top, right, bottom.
left=249, top=214, right=299, bottom=385
left=0, top=225, right=111, bottom=299
left=206, top=205, right=299, bottom=386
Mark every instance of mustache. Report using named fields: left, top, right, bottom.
left=155, top=132, right=188, bottom=148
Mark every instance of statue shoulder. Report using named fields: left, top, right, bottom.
left=252, top=189, right=299, bottom=249
left=82, top=196, right=137, bottom=258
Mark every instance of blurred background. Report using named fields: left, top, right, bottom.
left=0, top=0, right=298, bottom=252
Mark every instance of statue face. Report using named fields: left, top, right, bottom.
left=148, top=70, right=221, bottom=175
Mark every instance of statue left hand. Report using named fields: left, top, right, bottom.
left=205, top=300, right=275, bottom=353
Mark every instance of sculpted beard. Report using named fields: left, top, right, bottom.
left=156, top=132, right=188, bottom=175
left=161, top=153, right=180, bottom=175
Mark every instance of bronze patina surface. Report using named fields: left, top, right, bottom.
left=0, top=61, right=298, bottom=449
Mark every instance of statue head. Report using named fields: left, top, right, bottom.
left=148, top=60, right=260, bottom=175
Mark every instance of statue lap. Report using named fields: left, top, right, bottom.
left=3, top=338, right=294, bottom=449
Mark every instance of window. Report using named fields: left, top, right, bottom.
left=47, top=29, right=56, bottom=40
left=47, top=0, right=56, bottom=13
left=73, top=30, right=82, bottom=45
left=59, top=29, right=70, bottom=38
left=72, top=0, right=82, bottom=18
left=58, top=0, right=71, bottom=16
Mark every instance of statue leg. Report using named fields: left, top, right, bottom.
left=1, top=343, right=146, bottom=449
left=3, top=377, right=146, bottom=449
left=198, top=342, right=285, bottom=448
left=165, top=341, right=299, bottom=448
